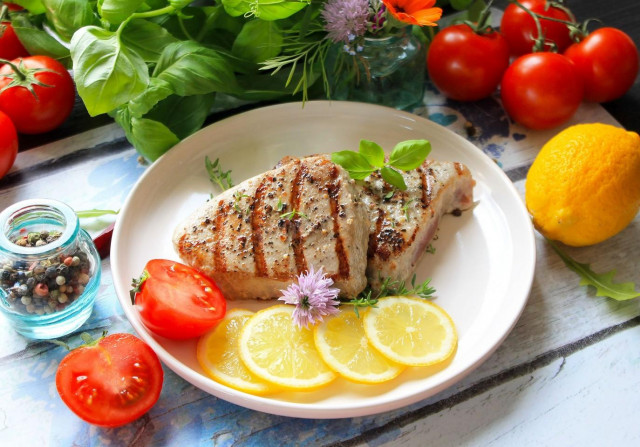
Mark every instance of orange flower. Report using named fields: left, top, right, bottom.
left=382, top=0, right=443, bottom=27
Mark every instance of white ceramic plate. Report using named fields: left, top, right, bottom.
left=111, top=101, right=536, bottom=419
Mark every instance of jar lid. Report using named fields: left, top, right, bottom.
left=0, top=199, right=79, bottom=256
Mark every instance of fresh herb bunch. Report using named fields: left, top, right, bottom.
left=332, top=139, right=431, bottom=190
left=4, top=0, right=444, bottom=162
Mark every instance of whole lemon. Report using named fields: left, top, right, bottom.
left=525, top=123, right=640, bottom=246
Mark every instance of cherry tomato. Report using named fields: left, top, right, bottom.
left=56, top=333, right=163, bottom=427
left=500, top=0, right=573, bottom=56
left=564, top=27, right=639, bottom=103
left=427, top=24, right=510, bottom=101
left=132, top=259, right=227, bottom=340
left=0, top=21, right=29, bottom=60
left=500, top=52, right=583, bottom=130
left=0, top=110, right=17, bottom=178
left=0, top=56, right=75, bottom=134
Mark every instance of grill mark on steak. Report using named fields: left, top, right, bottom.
left=251, top=177, right=270, bottom=277
left=290, top=161, right=308, bottom=274
left=328, top=164, right=350, bottom=280
left=214, top=199, right=228, bottom=273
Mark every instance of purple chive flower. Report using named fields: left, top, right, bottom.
left=321, top=0, right=370, bottom=44
left=279, top=266, right=340, bottom=328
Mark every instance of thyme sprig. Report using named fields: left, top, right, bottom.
left=342, top=274, right=436, bottom=316
left=205, top=156, right=234, bottom=191
left=280, top=209, right=309, bottom=220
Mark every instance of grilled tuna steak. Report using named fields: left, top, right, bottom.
left=361, top=160, right=474, bottom=292
left=173, top=155, right=369, bottom=300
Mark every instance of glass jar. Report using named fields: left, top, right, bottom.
left=331, top=26, right=426, bottom=110
left=0, top=199, right=101, bottom=339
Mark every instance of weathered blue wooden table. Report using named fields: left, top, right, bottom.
left=1, top=72, right=638, bottom=446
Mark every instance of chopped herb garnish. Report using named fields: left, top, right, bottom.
left=426, top=244, right=436, bottom=254
left=233, top=192, right=249, bottom=214
left=402, top=198, right=416, bottom=220
left=341, top=274, right=436, bottom=316
left=205, top=156, right=234, bottom=191
left=276, top=198, right=285, bottom=212
left=280, top=209, right=309, bottom=220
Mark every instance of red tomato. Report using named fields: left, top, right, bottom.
left=5, top=4, right=24, bottom=11
left=0, top=56, right=75, bottom=134
left=56, top=333, right=163, bottom=427
left=564, top=27, right=639, bottom=103
left=500, top=52, right=583, bottom=130
left=0, top=110, right=17, bottom=178
left=427, top=24, right=510, bottom=101
left=0, top=21, right=29, bottom=60
left=500, top=0, right=573, bottom=56
left=132, top=259, right=227, bottom=340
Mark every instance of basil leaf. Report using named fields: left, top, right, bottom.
left=220, top=0, right=254, bottom=17
left=145, top=93, right=216, bottom=140
left=120, top=19, right=179, bottom=63
left=331, top=151, right=374, bottom=180
left=42, top=0, right=98, bottom=42
left=153, top=41, right=239, bottom=96
left=8, top=0, right=46, bottom=14
left=232, top=20, right=282, bottom=63
left=388, top=139, right=431, bottom=171
left=99, top=0, right=146, bottom=24
left=71, top=26, right=149, bottom=116
left=130, top=117, right=180, bottom=161
left=253, top=0, right=309, bottom=21
left=380, top=166, right=407, bottom=191
left=128, top=78, right=173, bottom=117
left=359, top=140, right=385, bottom=168
left=10, top=14, right=71, bottom=66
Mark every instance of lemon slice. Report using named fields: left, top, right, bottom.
left=363, top=296, right=457, bottom=366
left=238, top=305, right=336, bottom=390
left=197, top=309, right=277, bottom=395
left=314, top=310, right=405, bottom=383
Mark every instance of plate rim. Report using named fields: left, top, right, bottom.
left=111, top=100, right=536, bottom=418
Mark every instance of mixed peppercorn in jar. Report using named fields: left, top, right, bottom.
left=0, top=199, right=101, bottom=339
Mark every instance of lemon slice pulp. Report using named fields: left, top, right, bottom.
left=197, top=308, right=276, bottom=395
left=363, top=296, right=457, bottom=366
left=314, top=310, right=405, bottom=383
left=239, top=305, right=336, bottom=390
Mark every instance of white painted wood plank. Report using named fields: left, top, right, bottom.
left=352, top=323, right=640, bottom=447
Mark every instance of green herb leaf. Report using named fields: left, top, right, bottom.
left=388, top=140, right=431, bottom=171
left=548, top=239, right=640, bottom=301
left=10, top=14, right=71, bottom=66
left=42, top=0, right=98, bottom=42
left=144, top=93, right=216, bottom=140
left=331, top=151, right=374, bottom=180
left=99, top=0, right=146, bottom=24
left=153, top=41, right=239, bottom=96
left=120, top=19, right=179, bottom=63
left=380, top=166, right=407, bottom=190
left=232, top=19, right=283, bottom=63
left=359, top=140, right=385, bottom=168
left=9, top=0, right=46, bottom=14
left=71, top=26, right=149, bottom=116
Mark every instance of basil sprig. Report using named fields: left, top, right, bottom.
left=331, top=139, right=431, bottom=190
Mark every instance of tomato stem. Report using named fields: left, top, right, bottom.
left=0, top=58, right=25, bottom=81
left=508, top=0, right=554, bottom=52
left=463, top=0, right=495, bottom=35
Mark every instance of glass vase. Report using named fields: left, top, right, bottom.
left=332, top=26, right=426, bottom=111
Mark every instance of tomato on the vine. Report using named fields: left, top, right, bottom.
left=500, top=52, right=583, bottom=130
left=500, top=0, right=573, bottom=56
left=56, top=333, right=163, bottom=427
left=0, top=21, right=29, bottom=61
left=0, top=56, right=75, bottom=134
left=131, top=259, right=227, bottom=340
left=564, top=27, right=639, bottom=103
left=0, top=110, right=18, bottom=179
left=427, top=23, right=510, bottom=101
